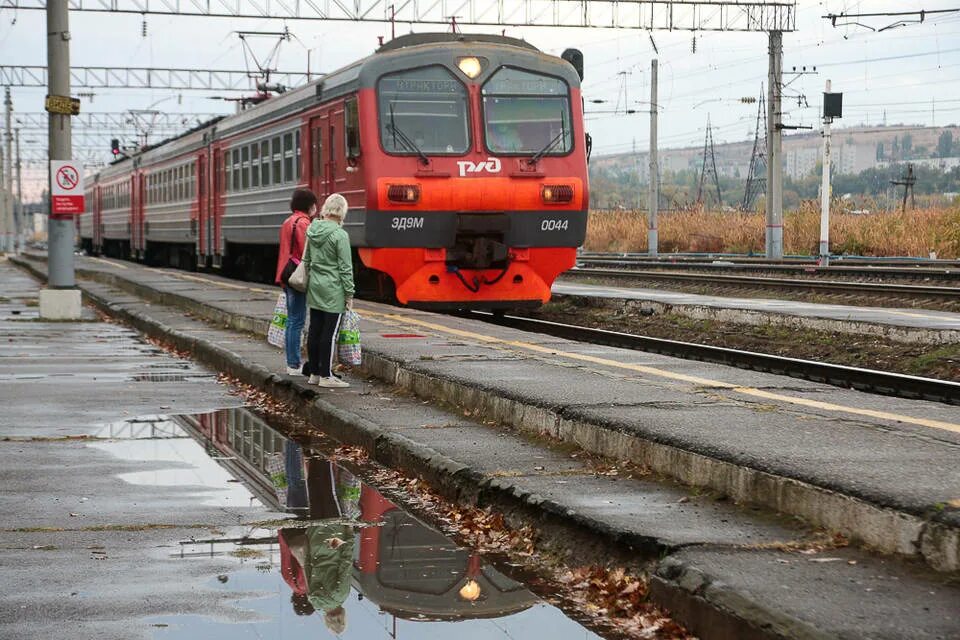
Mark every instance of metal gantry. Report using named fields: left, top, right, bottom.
left=0, top=0, right=796, bottom=31
left=0, top=65, right=310, bottom=90
left=14, top=111, right=227, bottom=130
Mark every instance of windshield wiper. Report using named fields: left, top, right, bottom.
left=527, top=110, right=569, bottom=165
left=388, top=104, right=429, bottom=165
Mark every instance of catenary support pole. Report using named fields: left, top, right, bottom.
left=818, top=79, right=832, bottom=267
left=2, top=87, right=10, bottom=253
left=765, top=30, right=783, bottom=259
left=41, top=0, right=82, bottom=319
left=648, top=58, right=659, bottom=257
left=15, top=127, right=22, bottom=252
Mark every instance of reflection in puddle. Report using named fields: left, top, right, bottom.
left=139, top=407, right=602, bottom=639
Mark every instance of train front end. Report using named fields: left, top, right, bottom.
left=353, top=34, right=588, bottom=310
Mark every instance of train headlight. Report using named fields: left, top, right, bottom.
left=457, top=57, right=483, bottom=79
left=459, top=579, right=482, bottom=601
left=541, top=184, right=574, bottom=204
left=387, top=184, right=421, bottom=203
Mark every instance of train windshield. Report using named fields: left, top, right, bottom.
left=378, top=66, right=470, bottom=155
left=482, top=68, right=572, bottom=156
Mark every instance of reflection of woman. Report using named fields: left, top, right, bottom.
left=279, top=458, right=362, bottom=633
left=305, top=522, right=355, bottom=633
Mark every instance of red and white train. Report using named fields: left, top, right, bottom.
left=80, top=33, right=590, bottom=310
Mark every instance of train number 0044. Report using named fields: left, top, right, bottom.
left=541, top=219, right=569, bottom=231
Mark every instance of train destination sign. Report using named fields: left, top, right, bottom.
left=50, top=160, right=84, bottom=216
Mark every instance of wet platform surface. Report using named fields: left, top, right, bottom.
left=0, top=260, right=605, bottom=640
left=8, top=255, right=960, bottom=638
left=553, top=280, right=960, bottom=333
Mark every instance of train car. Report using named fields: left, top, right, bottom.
left=79, top=32, right=590, bottom=310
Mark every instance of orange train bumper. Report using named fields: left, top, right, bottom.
left=358, top=247, right=576, bottom=306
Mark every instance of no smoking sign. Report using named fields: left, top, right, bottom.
left=50, top=160, right=85, bottom=216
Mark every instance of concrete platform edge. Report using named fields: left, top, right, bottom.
left=13, top=255, right=959, bottom=573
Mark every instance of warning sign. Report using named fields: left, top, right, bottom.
left=50, top=160, right=85, bottom=216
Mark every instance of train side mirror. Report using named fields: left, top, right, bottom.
left=561, top=48, right=584, bottom=81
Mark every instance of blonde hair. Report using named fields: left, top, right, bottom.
left=324, top=607, right=346, bottom=634
left=322, top=193, right=348, bottom=220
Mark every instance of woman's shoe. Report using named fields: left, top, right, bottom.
left=307, top=374, right=320, bottom=385
left=316, top=376, right=350, bottom=388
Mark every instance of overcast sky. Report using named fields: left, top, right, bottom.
left=2, top=0, right=959, bottom=199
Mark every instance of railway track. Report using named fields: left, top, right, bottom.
left=576, top=254, right=960, bottom=284
left=467, top=311, right=960, bottom=405
left=567, top=267, right=960, bottom=305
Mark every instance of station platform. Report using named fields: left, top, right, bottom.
left=10, top=253, right=960, bottom=639
left=0, top=258, right=285, bottom=640
left=553, top=280, right=960, bottom=343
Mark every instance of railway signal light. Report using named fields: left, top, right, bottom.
left=111, top=138, right=120, bottom=156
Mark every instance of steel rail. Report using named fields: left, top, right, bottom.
left=467, top=312, right=960, bottom=405
left=568, top=267, right=960, bottom=300
left=576, top=257, right=960, bottom=282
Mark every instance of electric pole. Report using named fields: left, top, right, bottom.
left=3, top=87, right=11, bottom=253
left=648, top=58, right=659, bottom=257
left=766, top=30, right=784, bottom=259
left=14, top=127, right=22, bottom=251
left=819, top=79, right=832, bottom=266
left=40, top=0, right=82, bottom=319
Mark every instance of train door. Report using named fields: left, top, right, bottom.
left=211, top=147, right=223, bottom=267
left=136, top=173, right=146, bottom=259
left=327, top=119, right=338, bottom=196
left=196, top=154, right=206, bottom=262
left=93, top=184, right=102, bottom=253
left=309, top=115, right=327, bottom=197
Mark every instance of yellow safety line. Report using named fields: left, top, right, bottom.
left=88, top=257, right=128, bottom=269
left=359, top=308, right=960, bottom=435
left=145, top=268, right=272, bottom=294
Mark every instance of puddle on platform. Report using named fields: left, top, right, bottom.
left=91, top=407, right=603, bottom=639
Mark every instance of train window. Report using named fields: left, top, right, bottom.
left=241, top=146, right=250, bottom=190
left=189, top=163, right=195, bottom=199
left=481, top=67, right=572, bottom=156
left=283, top=132, right=294, bottom=183
left=177, top=166, right=183, bottom=200
left=377, top=65, right=469, bottom=155
left=344, top=99, right=360, bottom=158
left=250, top=144, right=259, bottom=188
left=260, top=140, right=270, bottom=186
left=272, top=137, right=282, bottom=185
left=295, top=130, right=302, bottom=180
left=232, top=149, right=240, bottom=193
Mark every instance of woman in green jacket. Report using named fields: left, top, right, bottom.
left=302, top=193, right=355, bottom=388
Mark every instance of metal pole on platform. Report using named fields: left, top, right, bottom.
left=818, top=79, right=832, bottom=267
left=648, top=58, right=659, bottom=257
left=765, top=30, right=783, bottom=259
left=41, top=0, right=82, bottom=318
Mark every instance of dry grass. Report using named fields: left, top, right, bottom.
left=585, top=204, right=960, bottom=258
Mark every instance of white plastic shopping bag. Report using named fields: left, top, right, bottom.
left=267, top=291, right=287, bottom=348
left=337, top=310, right=362, bottom=366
